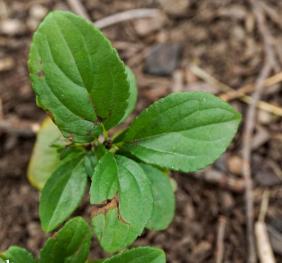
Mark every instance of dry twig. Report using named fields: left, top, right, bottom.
left=215, top=216, right=227, bottom=263
left=190, top=65, right=282, bottom=117
left=0, top=98, right=3, bottom=120
left=0, top=118, right=39, bottom=136
left=243, top=62, right=271, bottom=263
left=255, top=222, right=276, bottom=263
left=258, top=190, right=269, bottom=223
left=0, top=0, right=8, bottom=20
left=193, top=169, right=245, bottom=193
left=255, top=191, right=276, bottom=263
left=66, top=0, right=90, bottom=20
left=94, top=9, right=160, bottom=29
left=220, top=72, right=282, bottom=101
left=66, top=1, right=160, bottom=30
left=241, top=96, right=282, bottom=117
left=243, top=0, right=281, bottom=262
left=260, top=2, right=282, bottom=32
left=250, top=1, right=280, bottom=71
left=242, top=60, right=271, bottom=263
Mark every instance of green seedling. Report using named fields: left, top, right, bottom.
left=2, top=10, right=241, bottom=263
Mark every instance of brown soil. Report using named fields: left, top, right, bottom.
left=1, top=0, right=282, bottom=262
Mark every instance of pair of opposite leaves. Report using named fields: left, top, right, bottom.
left=0, top=217, right=166, bottom=263
left=28, top=11, right=241, bottom=254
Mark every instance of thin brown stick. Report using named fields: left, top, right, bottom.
left=255, top=191, right=276, bottom=263
left=241, top=96, right=282, bottom=117
left=260, top=1, right=282, bottom=66
left=189, top=65, right=282, bottom=117
left=193, top=169, right=245, bottom=193
left=244, top=0, right=280, bottom=261
left=215, top=216, right=227, bottom=263
left=255, top=222, right=276, bottom=263
left=94, top=9, right=160, bottom=29
left=0, top=0, right=8, bottom=20
left=0, top=118, right=39, bottom=136
left=243, top=61, right=271, bottom=263
left=0, top=98, right=3, bottom=120
left=220, top=72, right=282, bottom=101
left=66, top=0, right=90, bottom=20
left=258, top=191, right=269, bottom=223
left=66, top=2, right=159, bottom=32
left=261, top=2, right=282, bottom=29
left=250, top=1, right=280, bottom=71
left=189, top=64, right=230, bottom=93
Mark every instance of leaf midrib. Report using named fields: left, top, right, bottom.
left=37, top=35, right=95, bottom=124
left=125, top=97, right=238, bottom=141
left=126, top=117, right=239, bottom=144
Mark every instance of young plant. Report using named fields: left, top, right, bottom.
left=3, top=10, right=241, bottom=262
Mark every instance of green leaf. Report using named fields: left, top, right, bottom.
left=39, top=217, right=91, bottom=263
left=2, top=246, right=36, bottom=263
left=28, top=11, right=131, bottom=142
left=120, top=67, right=137, bottom=123
left=93, top=209, right=134, bottom=254
left=84, top=151, right=98, bottom=178
left=141, top=164, right=175, bottom=230
left=90, top=152, right=118, bottom=204
left=39, top=151, right=87, bottom=232
left=28, top=117, right=64, bottom=190
left=92, top=156, right=153, bottom=253
left=103, top=247, right=166, bottom=263
left=119, top=92, right=241, bottom=172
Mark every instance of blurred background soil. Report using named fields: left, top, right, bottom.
left=0, top=0, right=282, bottom=262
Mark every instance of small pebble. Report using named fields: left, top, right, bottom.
left=227, top=155, right=243, bottom=175
left=30, top=4, right=48, bottom=20
left=220, top=192, right=235, bottom=211
left=144, top=43, right=182, bottom=76
left=258, top=110, right=273, bottom=125
left=159, top=0, right=190, bottom=16
left=0, top=19, right=26, bottom=35
left=27, top=222, right=41, bottom=237
left=192, top=241, right=211, bottom=258
left=134, top=13, right=167, bottom=36
left=27, top=4, right=48, bottom=31
left=27, top=18, right=40, bottom=31
left=0, top=57, right=14, bottom=72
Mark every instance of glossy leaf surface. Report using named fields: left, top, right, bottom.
left=120, top=92, right=241, bottom=172
left=2, top=247, right=36, bottom=263
left=141, top=164, right=175, bottom=230
left=90, top=152, right=118, bottom=204
left=92, top=156, right=153, bottom=253
left=103, top=247, right=166, bottom=263
left=39, top=217, right=91, bottom=263
left=29, top=11, right=130, bottom=142
left=39, top=151, right=87, bottom=232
